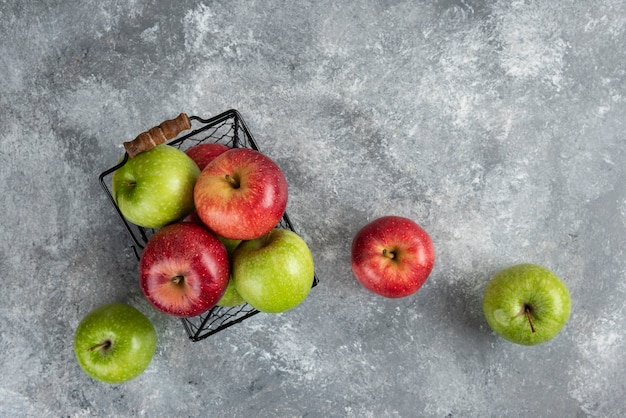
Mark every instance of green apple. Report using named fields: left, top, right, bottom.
left=482, top=264, right=571, bottom=346
left=74, top=303, right=157, bottom=384
left=233, top=229, right=315, bottom=313
left=216, top=279, right=246, bottom=307
left=112, top=144, right=200, bottom=228
left=216, top=236, right=246, bottom=307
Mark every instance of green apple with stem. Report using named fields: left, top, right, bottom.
left=74, top=303, right=157, bottom=384
left=482, top=263, right=571, bottom=346
left=112, top=144, right=200, bottom=228
left=233, top=228, right=315, bottom=313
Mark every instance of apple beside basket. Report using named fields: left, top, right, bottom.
left=99, top=109, right=319, bottom=342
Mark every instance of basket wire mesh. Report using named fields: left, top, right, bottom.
left=99, top=109, right=318, bottom=341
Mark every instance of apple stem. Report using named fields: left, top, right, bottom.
left=89, top=339, right=112, bottom=352
left=172, top=275, right=184, bottom=285
left=382, top=249, right=395, bottom=260
left=224, top=174, right=240, bottom=189
left=525, top=306, right=536, bottom=333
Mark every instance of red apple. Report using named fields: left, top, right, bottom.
left=185, top=143, right=230, bottom=171
left=139, top=222, right=230, bottom=317
left=193, top=148, right=288, bottom=240
left=182, top=211, right=202, bottom=224
left=351, top=216, right=435, bottom=298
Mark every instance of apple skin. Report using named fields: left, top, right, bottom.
left=73, top=303, right=156, bottom=384
left=216, top=279, right=246, bottom=307
left=193, top=148, right=288, bottom=240
left=182, top=210, right=203, bottom=224
left=180, top=213, right=244, bottom=308
left=139, top=222, right=230, bottom=317
left=215, top=236, right=246, bottom=307
left=185, top=142, right=230, bottom=171
left=233, top=228, right=315, bottom=313
left=112, top=144, right=200, bottom=228
left=351, top=216, right=435, bottom=298
left=482, top=263, right=572, bottom=346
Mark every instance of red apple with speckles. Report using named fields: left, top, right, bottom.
left=351, top=216, right=435, bottom=298
left=185, top=143, right=230, bottom=171
left=193, top=148, right=288, bottom=240
left=139, top=222, right=230, bottom=317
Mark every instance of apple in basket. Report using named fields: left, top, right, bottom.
left=112, top=144, right=200, bottom=228
left=194, top=148, right=288, bottom=240
left=215, top=236, right=246, bottom=307
left=178, top=219, right=246, bottom=307
left=351, top=216, right=435, bottom=298
left=185, top=142, right=231, bottom=171
left=139, top=222, right=230, bottom=317
left=232, top=228, right=315, bottom=313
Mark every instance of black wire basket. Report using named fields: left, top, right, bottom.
left=99, top=109, right=318, bottom=342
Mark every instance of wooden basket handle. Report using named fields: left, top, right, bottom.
left=123, top=113, right=191, bottom=158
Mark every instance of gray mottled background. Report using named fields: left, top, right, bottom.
left=1, top=0, right=625, bottom=416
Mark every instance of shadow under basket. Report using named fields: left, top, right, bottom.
left=99, top=109, right=318, bottom=342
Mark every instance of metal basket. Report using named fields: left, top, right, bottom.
left=99, top=109, right=318, bottom=341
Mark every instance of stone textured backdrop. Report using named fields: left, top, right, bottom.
left=1, top=1, right=625, bottom=416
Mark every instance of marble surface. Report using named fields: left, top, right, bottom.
left=1, top=0, right=625, bottom=416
